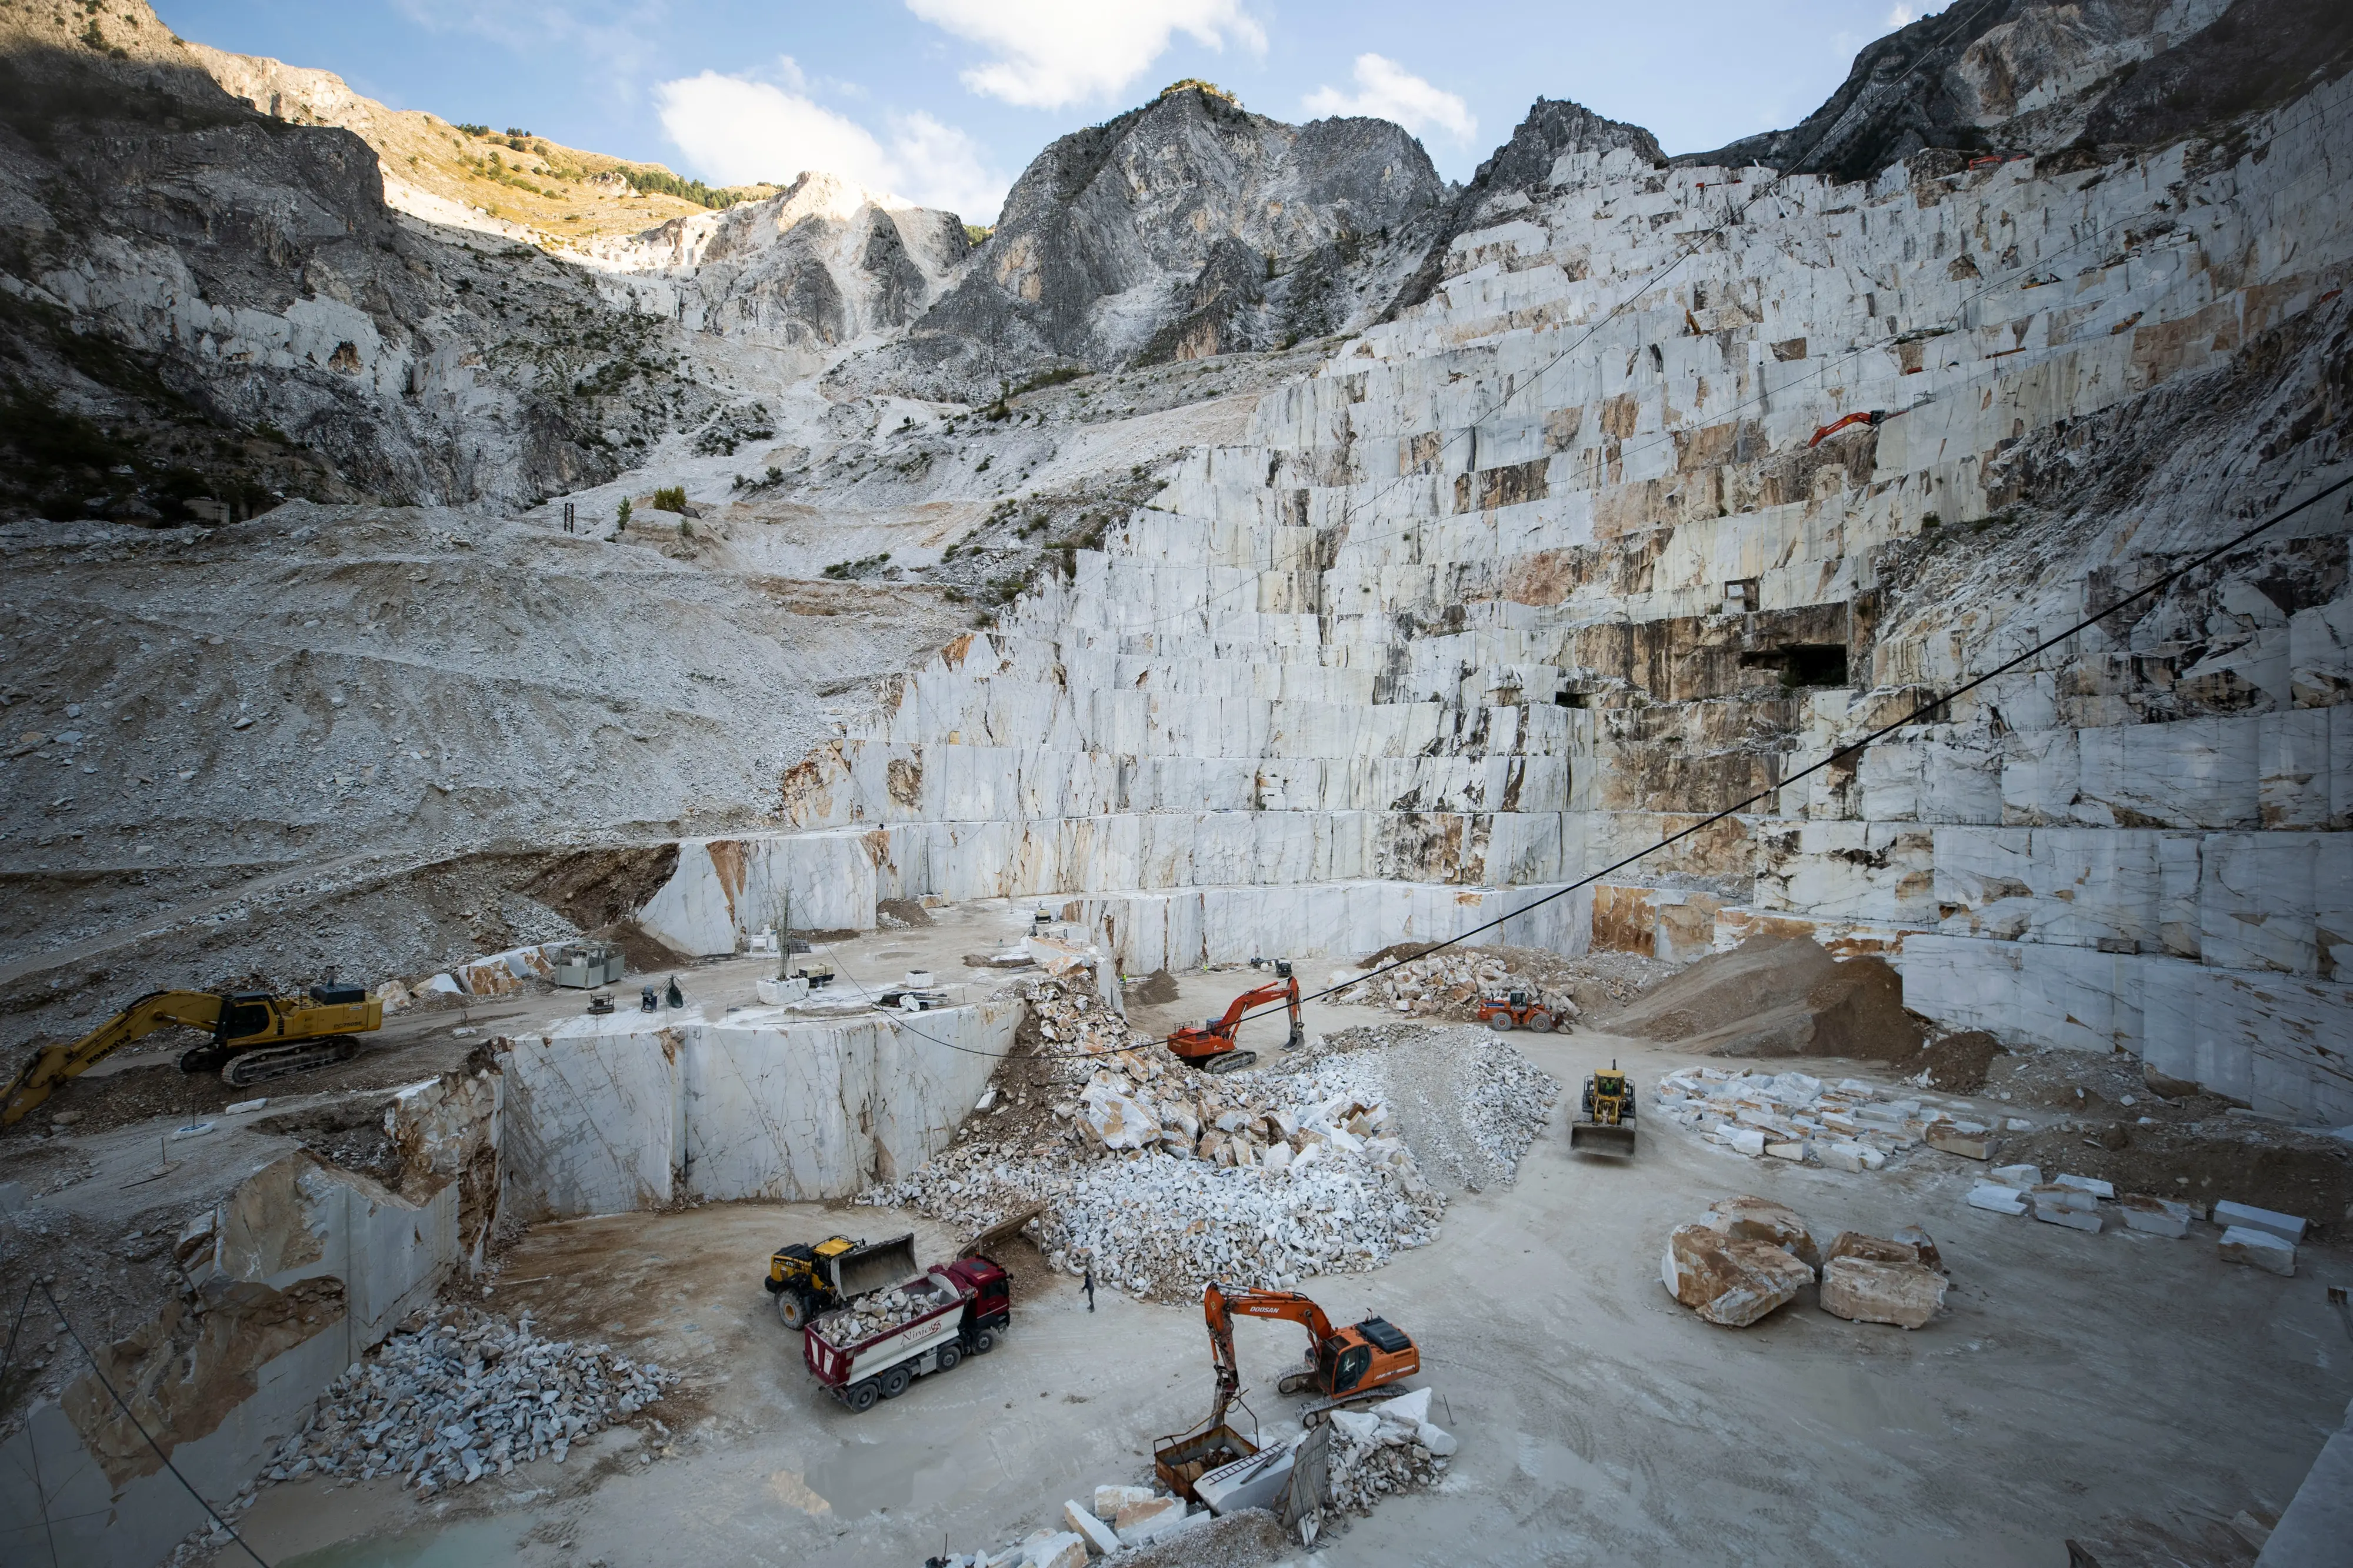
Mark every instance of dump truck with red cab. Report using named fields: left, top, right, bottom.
left=802, top=1254, right=1009, bottom=1412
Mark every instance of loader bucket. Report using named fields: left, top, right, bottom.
left=1569, top=1120, right=1637, bottom=1157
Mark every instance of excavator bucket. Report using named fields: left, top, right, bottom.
left=1569, top=1119, right=1637, bottom=1156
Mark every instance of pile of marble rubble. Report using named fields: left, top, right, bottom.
left=1330, top=952, right=1579, bottom=1025
left=867, top=1047, right=1452, bottom=1300
left=807, top=1279, right=951, bottom=1349
left=1327, top=1387, right=1455, bottom=1516
left=1655, top=1066, right=2027, bottom=1171
left=1662, top=1195, right=1949, bottom=1330
left=262, top=1307, right=675, bottom=1490
left=1965, top=1166, right=2309, bottom=1275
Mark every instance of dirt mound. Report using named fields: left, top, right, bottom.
left=874, top=898, right=934, bottom=928
left=1126, top=968, right=1180, bottom=1005
left=1604, top=934, right=1925, bottom=1062
left=1921, top=1030, right=2004, bottom=1092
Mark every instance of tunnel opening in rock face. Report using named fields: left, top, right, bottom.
left=1740, top=645, right=1850, bottom=689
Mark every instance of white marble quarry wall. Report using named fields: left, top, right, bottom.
left=1063, top=880, right=1591, bottom=974
left=499, top=999, right=1015, bottom=1219
left=672, top=76, right=2353, bottom=1125
left=0, top=1152, right=464, bottom=1568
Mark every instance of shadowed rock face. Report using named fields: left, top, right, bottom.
left=0, top=9, right=713, bottom=521
left=836, top=87, right=1454, bottom=400
left=1679, top=0, right=2353, bottom=179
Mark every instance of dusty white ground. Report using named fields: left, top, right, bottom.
left=204, top=972, right=2349, bottom=1568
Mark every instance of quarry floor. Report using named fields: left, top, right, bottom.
left=210, top=987, right=2353, bottom=1568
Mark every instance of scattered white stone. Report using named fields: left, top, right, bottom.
left=2116, top=1193, right=2192, bottom=1237
left=2212, top=1199, right=2306, bottom=1243
left=1967, top=1183, right=2028, bottom=1216
left=2051, top=1173, right=2115, bottom=1199
left=1987, top=1164, right=2042, bottom=1190
left=2218, top=1225, right=2296, bottom=1276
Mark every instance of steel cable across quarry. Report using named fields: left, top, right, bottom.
left=854, top=466, right=2353, bottom=1065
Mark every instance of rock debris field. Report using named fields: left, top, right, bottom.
left=261, top=1307, right=676, bottom=1492
left=862, top=1005, right=1559, bottom=1301
left=1655, top=1065, right=2024, bottom=1172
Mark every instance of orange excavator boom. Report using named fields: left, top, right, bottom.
left=1166, top=961, right=1303, bottom=1072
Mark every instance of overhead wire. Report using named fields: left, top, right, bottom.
left=35, top=1282, right=273, bottom=1567
left=841, top=462, right=2351, bottom=1065
left=797, top=21, right=2344, bottom=1064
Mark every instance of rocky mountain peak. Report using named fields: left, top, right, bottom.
left=832, top=85, right=1455, bottom=400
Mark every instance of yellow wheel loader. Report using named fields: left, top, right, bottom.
left=2, top=984, right=383, bottom=1125
left=1569, top=1060, right=1638, bottom=1156
left=765, top=1232, right=920, bottom=1329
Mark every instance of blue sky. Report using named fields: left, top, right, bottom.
left=158, top=1, right=1934, bottom=222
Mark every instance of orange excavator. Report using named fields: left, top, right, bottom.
left=1154, top=1282, right=1421, bottom=1497
left=1166, top=960, right=1302, bottom=1074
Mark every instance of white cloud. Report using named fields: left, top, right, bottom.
left=1887, top=5, right=1915, bottom=24
left=653, top=71, right=1010, bottom=221
left=904, top=0, right=1265, bottom=110
left=1301, top=54, right=1475, bottom=144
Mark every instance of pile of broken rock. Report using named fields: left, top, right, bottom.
left=807, top=1278, right=950, bottom=1348
left=1330, top=952, right=1579, bottom=1025
left=266, top=1306, right=675, bottom=1490
left=866, top=1047, right=1457, bottom=1302
left=1328, top=1386, right=1454, bottom=1516
left=1655, top=1066, right=2021, bottom=1170
left=1663, top=1196, right=1948, bottom=1330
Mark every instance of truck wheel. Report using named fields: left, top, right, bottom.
left=1525, top=1010, right=1554, bottom=1033
left=1484, top=1014, right=1512, bottom=1032
left=935, top=1343, right=961, bottom=1374
left=880, top=1365, right=912, bottom=1400
left=777, top=1292, right=810, bottom=1329
left=970, top=1328, right=996, bottom=1355
left=845, top=1380, right=881, bottom=1413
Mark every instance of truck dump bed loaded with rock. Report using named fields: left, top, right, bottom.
left=803, top=1255, right=1009, bottom=1411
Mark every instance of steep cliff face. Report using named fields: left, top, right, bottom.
left=0, top=3, right=712, bottom=522
left=578, top=172, right=970, bottom=369
left=837, top=86, right=1454, bottom=400
left=1682, top=0, right=2353, bottom=178
left=1384, top=96, right=1666, bottom=321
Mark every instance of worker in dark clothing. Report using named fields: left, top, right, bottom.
left=1083, top=1266, right=1095, bottom=1312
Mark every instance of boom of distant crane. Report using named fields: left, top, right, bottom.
left=1166, top=959, right=1302, bottom=1074
left=0, top=985, right=382, bottom=1125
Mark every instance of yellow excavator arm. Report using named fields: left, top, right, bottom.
left=2, top=986, right=382, bottom=1125
left=2, top=990, right=224, bottom=1126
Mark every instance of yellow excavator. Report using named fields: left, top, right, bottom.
left=1, top=984, right=383, bottom=1125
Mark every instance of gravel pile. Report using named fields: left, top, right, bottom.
left=865, top=1044, right=1452, bottom=1300
left=1321, top=1024, right=1561, bottom=1193
left=867, top=1015, right=1558, bottom=1301
left=808, top=1278, right=952, bottom=1349
left=263, top=1307, right=675, bottom=1490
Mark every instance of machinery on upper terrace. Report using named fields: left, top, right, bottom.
left=1, top=983, right=383, bottom=1123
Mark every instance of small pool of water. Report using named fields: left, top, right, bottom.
left=277, top=1515, right=528, bottom=1568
